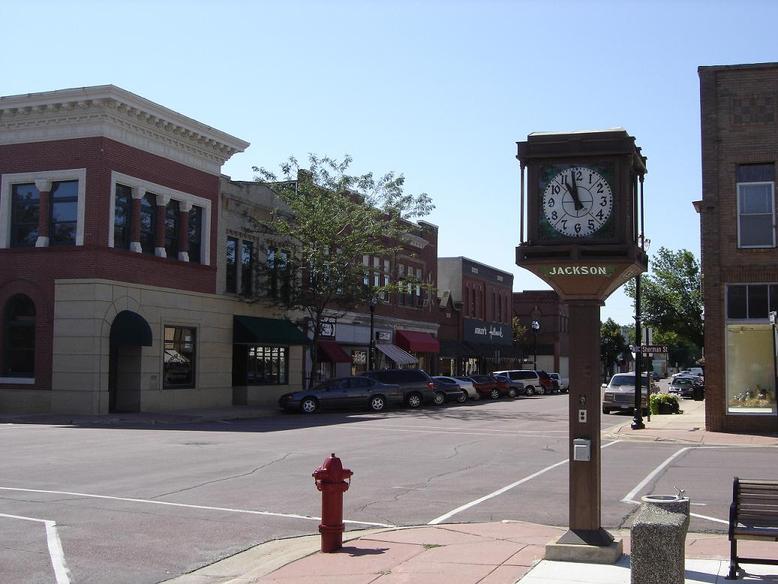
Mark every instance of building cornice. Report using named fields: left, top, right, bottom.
left=0, top=85, right=250, bottom=175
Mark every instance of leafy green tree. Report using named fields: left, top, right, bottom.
left=601, top=318, right=627, bottom=381
left=624, top=247, right=704, bottom=350
left=250, top=154, right=434, bottom=385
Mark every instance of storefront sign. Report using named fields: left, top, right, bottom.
left=376, top=331, right=392, bottom=342
left=319, top=319, right=336, bottom=338
left=464, top=319, right=511, bottom=345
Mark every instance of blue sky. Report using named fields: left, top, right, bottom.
left=3, top=0, right=776, bottom=324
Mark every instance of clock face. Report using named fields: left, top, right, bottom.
left=542, top=166, right=614, bottom=238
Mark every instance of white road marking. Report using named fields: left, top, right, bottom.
left=0, top=487, right=394, bottom=528
left=0, top=512, right=71, bottom=584
left=427, top=440, right=622, bottom=525
left=340, top=425, right=567, bottom=438
left=621, top=446, right=692, bottom=503
left=352, top=422, right=568, bottom=435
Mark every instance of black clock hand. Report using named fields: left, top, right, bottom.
left=565, top=172, right=584, bottom=211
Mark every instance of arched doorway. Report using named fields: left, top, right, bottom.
left=109, top=311, right=152, bottom=413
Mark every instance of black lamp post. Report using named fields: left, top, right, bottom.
left=632, top=236, right=650, bottom=431
left=531, top=320, right=540, bottom=370
left=770, top=310, right=777, bottom=429
left=368, top=297, right=377, bottom=371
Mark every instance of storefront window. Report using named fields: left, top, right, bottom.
left=726, top=324, right=777, bottom=414
left=351, top=349, right=367, bottom=375
left=163, top=326, right=196, bottom=389
left=246, top=345, right=288, bottom=385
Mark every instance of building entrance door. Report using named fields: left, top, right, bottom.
left=108, top=311, right=152, bottom=413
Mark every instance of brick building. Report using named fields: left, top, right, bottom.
left=512, top=290, right=569, bottom=377
left=697, top=62, right=778, bottom=432
left=437, top=257, right=514, bottom=374
left=0, top=86, right=320, bottom=414
left=219, top=179, right=441, bottom=385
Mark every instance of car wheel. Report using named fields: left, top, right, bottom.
left=526, top=385, right=535, bottom=396
left=300, top=397, right=318, bottom=414
left=602, top=406, right=611, bottom=415
left=406, top=392, right=423, bottom=408
left=433, top=391, right=445, bottom=406
left=508, top=387, right=517, bottom=399
left=369, top=395, right=386, bottom=412
left=489, top=388, right=500, bottom=400
left=456, top=391, right=467, bottom=403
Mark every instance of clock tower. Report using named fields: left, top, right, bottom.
left=516, top=129, right=647, bottom=560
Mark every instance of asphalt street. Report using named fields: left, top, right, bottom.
left=1, top=390, right=776, bottom=583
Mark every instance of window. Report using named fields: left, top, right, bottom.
left=268, top=247, right=290, bottom=301
left=246, top=345, right=288, bottom=384
left=188, top=206, right=203, bottom=264
left=736, top=164, right=775, bottom=248
left=165, top=199, right=179, bottom=258
left=3, top=294, right=36, bottom=377
left=139, top=193, right=157, bottom=254
left=114, top=184, right=133, bottom=249
left=727, top=284, right=778, bottom=319
left=241, top=240, right=254, bottom=296
left=163, top=326, right=196, bottom=389
left=49, top=180, right=78, bottom=246
left=226, top=237, right=238, bottom=293
left=10, top=184, right=39, bottom=247
left=726, top=325, right=776, bottom=415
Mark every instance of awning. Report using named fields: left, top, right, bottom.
left=110, top=310, right=152, bottom=346
left=439, top=340, right=470, bottom=358
left=376, top=343, right=418, bottom=366
left=233, top=316, right=310, bottom=345
left=317, top=340, right=351, bottom=363
left=396, top=330, right=440, bottom=353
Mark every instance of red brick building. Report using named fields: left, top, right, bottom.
left=0, top=86, right=256, bottom=413
left=512, top=290, right=570, bottom=377
left=697, top=63, right=778, bottom=432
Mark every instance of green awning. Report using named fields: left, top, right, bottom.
left=233, top=316, right=310, bottom=345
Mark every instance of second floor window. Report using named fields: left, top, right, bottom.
left=165, top=199, right=180, bottom=258
left=139, top=193, right=156, bottom=254
left=268, top=248, right=290, bottom=301
left=737, top=164, right=775, bottom=248
left=226, top=237, right=238, bottom=293
left=114, top=184, right=133, bottom=249
left=241, top=240, right=254, bottom=296
left=188, top=206, right=203, bottom=264
left=49, top=180, right=78, bottom=246
left=10, top=183, right=39, bottom=248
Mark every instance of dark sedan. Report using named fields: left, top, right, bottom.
left=278, top=376, right=404, bottom=413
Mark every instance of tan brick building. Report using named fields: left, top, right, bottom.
left=698, top=62, right=778, bottom=432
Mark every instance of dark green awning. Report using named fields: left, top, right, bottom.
left=110, top=310, right=153, bottom=347
left=233, top=316, right=310, bottom=345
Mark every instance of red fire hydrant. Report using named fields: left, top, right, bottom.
left=312, top=453, right=353, bottom=552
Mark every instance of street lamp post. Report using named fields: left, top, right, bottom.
left=368, top=297, right=377, bottom=371
left=531, top=320, right=540, bottom=370
left=770, top=311, right=777, bottom=430
left=632, top=236, right=650, bottom=431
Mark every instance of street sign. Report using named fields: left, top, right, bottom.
left=640, top=345, right=667, bottom=354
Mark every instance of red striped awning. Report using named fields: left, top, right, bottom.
left=317, top=340, right=351, bottom=363
left=396, top=330, right=440, bottom=353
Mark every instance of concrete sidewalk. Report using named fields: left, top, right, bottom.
left=161, top=398, right=777, bottom=584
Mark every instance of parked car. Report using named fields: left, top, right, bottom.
left=601, top=372, right=655, bottom=414
left=493, top=370, right=544, bottom=395
left=434, top=375, right=476, bottom=401
left=538, top=370, right=560, bottom=394
left=492, top=373, right=526, bottom=397
left=464, top=374, right=519, bottom=399
left=548, top=372, right=569, bottom=393
left=278, top=376, right=404, bottom=414
left=669, top=375, right=704, bottom=399
left=361, top=369, right=441, bottom=408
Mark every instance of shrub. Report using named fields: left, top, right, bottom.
left=650, top=393, right=680, bottom=415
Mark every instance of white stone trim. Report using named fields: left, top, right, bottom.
left=0, top=168, right=86, bottom=248
left=108, top=171, right=211, bottom=264
left=0, top=85, right=249, bottom=175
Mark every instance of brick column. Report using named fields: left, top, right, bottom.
left=177, top=200, right=191, bottom=262
left=155, top=193, right=170, bottom=258
left=34, top=179, right=52, bottom=247
left=130, top=188, right=143, bottom=253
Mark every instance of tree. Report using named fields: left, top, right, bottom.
left=249, top=154, right=434, bottom=386
left=624, top=247, right=704, bottom=350
left=601, top=318, right=627, bottom=381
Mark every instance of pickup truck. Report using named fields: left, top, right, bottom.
left=549, top=372, right=569, bottom=393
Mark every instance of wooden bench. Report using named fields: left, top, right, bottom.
left=727, top=477, right=778, bottom=580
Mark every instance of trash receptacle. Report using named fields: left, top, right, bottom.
left=630, top=494, right=690, bottom=584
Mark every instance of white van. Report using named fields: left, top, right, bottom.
left=492, top=370, right=544, bottom=395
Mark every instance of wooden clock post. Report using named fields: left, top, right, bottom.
left=516, top=129, right=647, bottom=560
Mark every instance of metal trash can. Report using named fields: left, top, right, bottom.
left=630, top=494, right=691, bottom=584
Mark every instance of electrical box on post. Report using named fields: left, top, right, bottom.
left=573, top=438, right=591, bottom=462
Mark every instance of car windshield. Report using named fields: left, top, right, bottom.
left=610, top=375, right=647, bottom=386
